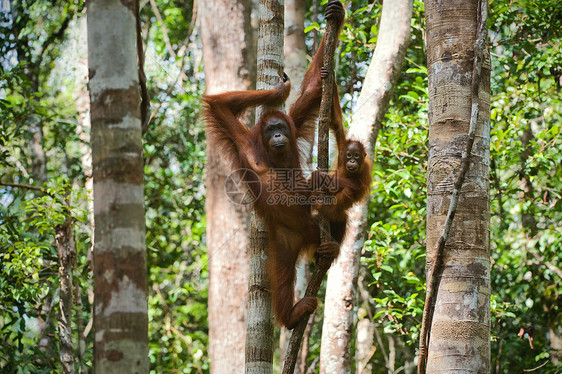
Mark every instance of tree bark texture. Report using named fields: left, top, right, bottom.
left=424, top=0, right=491, bottom=371
left=72, top=18, right=93, bottom=373
left=255, top=0, right=285, bottom=113
left=550, top=323, right=562, bottom=365
left=200, top=0, right=255, bottom=372
left=246, top=213, right=275, bottom=374
left=280, top=0, right=309, bottom=369
left=245, top=1, right=284, bottom=373
left=87, top=0, right=149, bottom=372
left=55, top=215, right=76, bottom=374
left=284, top=0, right=307, bottom=107
left=284, top=0, right=313, bottom=175
left=319, top=1, right=412, bottom=373
left=355, top=315, right=375, bottom=374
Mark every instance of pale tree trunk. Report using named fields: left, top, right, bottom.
left=284, top=0, right=307, bottom=107
left=246, top=213, right=274, bottom=373
left=423, top=0, right=491, bottom=371
left=200, top=0, right=255, bottom=372
left=73, top=17, right=93, bottom=374
left=355, top=272, right=377, bottom=374
left=69, top=17, right=95, bottom=374
left=355, top=312, right=375, bottom=374
left=279, top=0, right=309, bottom=370
left=87, top=1, right=149, bottom=372
left=245, top=1, right=284, bottom=372
left=550, top=323, right=562, bottom=365
left=319, top=1, right=413, bottom=373
left=55, top=212, right=76, bottom=374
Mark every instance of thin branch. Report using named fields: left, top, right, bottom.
left=418, top=0, right=488, bottom=372
left=491, top=157, right=507, bottom=231
left=149, top=0, right=177, bottom=59
left=136, top=1, right=150, bottom=133
left=522, top=360, right=549, bottom=372
left=142, top=2, right=197, bottom=133
left=305, top=357, right=319, bottom=374
left=0, top=182, right=70, bottom=214
left=359, top=278, right=390, bottom=369
left=299, top=309, right=316, bottom=373
left=144, top=34, right=191, bottom=129
left=37, top=11, right=74, bottom=68
left=186, top=0, right=198, bottom=42
left=0, top=182, right=42, bottom=191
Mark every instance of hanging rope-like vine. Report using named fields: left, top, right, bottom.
left=281, top=5, right=341, bottom=373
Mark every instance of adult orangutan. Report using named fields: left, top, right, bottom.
left=203, top=1, right=345, bottom=329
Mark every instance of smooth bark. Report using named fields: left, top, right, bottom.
left=55, top=214, right=76, bottom=374
left=245, top=1, right=284, bottom=373
left=200, top=0, right=255, bottom=372
left=87, top=0, right=149, bottom=372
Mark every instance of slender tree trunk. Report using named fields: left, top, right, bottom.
left=519, top=125, right=538, bottom=235
left=87, top=1, right=149, bottom=372
left=73, top=17, right=93, bottom=373
left=280, top=1, right=309, bottom=369
left=200, top=0, right=255, bottom=372
left=550, top=322, right=562, bottom=365
left=245, top=1, right=284, bottom=372
left=319, top=1, right=412, bottom=372
left=284, top=0, right=307, bottom=107
left=74, top=281, right=88, bottom=374
left=355, top=314, right=375, bottom=374
left=37, top=291, right=56, bottom=356
left=246, top=213, right=275, bottom=373
left=55, top=213, right=76, bottom=374
left=423, top=0, right=491, bottom=371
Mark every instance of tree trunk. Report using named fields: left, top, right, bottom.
left=284, top=0, right=307, bottom=107
left=87, top=1, right=149, bottom=372
left=245, top=1, right=284, bottom=372
left=423, top=0, right=491, bottom=371
left=199, top=0, right=255, bottom=372
left=319, top=1, right=412, bottom=372
left=550, top=322, right=562, bottom=365
left=355, top=313, right=375, bottom=374
left=73, top=17, right=93, bottom=373
left=246, top=213, right=275, bottom=373
left=279, top=0, right=309, bottom=369
left=55, top=214, right=76, bottom=374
